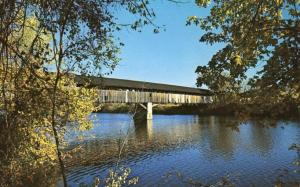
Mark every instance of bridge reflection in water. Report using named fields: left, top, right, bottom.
left=64, top=113, right=300, bottom=187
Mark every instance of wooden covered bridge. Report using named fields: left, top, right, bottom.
left=75, top=75, right=213, bottom=119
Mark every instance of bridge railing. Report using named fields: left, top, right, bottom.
left=98, top=89, right=213, bottom=104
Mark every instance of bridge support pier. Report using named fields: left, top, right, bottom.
left=139, top=102, right=154, bottom=120
left=146, top=102, right=153, bottom=120
left=134, top=102, right=156, bottom=121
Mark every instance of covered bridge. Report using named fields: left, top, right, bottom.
left=75, top=75, right=214, bottom=104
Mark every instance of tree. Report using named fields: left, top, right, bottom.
left=189, top=0, right=299, bottom=114
left=0, top=14, right=98, bottom=186
left=0, top=0, right=156, bottom=186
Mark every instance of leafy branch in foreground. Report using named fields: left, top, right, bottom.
left=79, top=168, right=139, bottom=187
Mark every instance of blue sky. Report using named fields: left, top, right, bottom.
left=109, top=0, right=223, bottom=88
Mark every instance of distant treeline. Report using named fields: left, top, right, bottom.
left=98, top=102, right=300, bottom=119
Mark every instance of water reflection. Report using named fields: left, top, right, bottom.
left=248, top=122, right=274, bottom=156
left=133, top=119, right=153, bottom=140
left=64, top=114, right=300, bottom=187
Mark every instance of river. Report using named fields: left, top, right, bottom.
left=60, top=113, right=300, bottom=186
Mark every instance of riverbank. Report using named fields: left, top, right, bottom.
left=97, top=103, right=300, bottom=119
left=97, top=103, right=212, bottom=115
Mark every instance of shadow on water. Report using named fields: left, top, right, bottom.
left=57, top=113, right=300, bottom=186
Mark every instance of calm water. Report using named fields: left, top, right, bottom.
left=62, top=113, right=300, bottom=186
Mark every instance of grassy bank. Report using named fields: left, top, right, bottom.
left=97, top=103, right=300, bottom=119
left=97, top=103, right=238, bottom=116
left=97, top=103, right=205, bottom=115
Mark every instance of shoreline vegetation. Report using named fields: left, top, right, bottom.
left=97, top=103, right=300, bottom=119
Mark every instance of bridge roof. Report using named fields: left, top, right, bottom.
left=75, top=75, right=213, bottom=96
